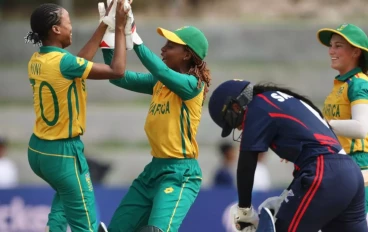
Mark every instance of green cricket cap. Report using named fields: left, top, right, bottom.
left=317, top=23, right=368, bottom=65
left=157, top=26, right=208, bottom=60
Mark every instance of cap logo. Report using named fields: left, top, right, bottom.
left=176, top=26, right=189, bottom=31
left=337, top=24, right=348, bottom=31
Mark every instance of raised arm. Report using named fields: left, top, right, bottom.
left=60, top=1, right=128, bottom=81
left=84, top=0, right=130, bottom=80
left=77, top=0, right=114, bottom=61
left=134, top=44, right=202, bottom=100
left=102, top=49, right=157, bottom=95
left=77, top=23, right=108, bottom=61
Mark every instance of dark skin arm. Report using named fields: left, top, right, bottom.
left=77, top=1, right=113, bottom=60
left=77, top=23, right=108, bottom=61
left=87, top=0, right=128, bottom=80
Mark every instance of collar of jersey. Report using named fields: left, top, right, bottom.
left=39, top=46, right=68, bottom=54
left=335, top=67, right=362, bottom=81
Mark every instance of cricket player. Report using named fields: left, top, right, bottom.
left=317, top=23, right=368, bottom=220
left=101, top=17, right=211, bottom=232
left=208, top=80, right=367, bottom=232
left=25, top=2, right=129, bottom=231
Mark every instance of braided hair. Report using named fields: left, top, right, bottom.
left=25, top=3, right=62, bottom=46
left=185, top=47, right=211, bottom=101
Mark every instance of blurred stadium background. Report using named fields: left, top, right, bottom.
left=1, top=0, right=367, bottom=231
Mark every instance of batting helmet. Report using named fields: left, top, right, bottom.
left=208, top=79, right=253, bottom=138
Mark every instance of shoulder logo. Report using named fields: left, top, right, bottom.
left=76, top=57, right=85, bottom=66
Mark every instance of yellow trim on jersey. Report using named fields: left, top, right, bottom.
left=351, top=99, right=368, bottom=106
left=28, top=146, right=93, bottom=232
left=82, top=62, right=93, bottom=79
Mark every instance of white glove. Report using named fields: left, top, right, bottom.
left=132, top=30, right=143, bottom=45
left=230, top=204, right=259, bottom=231
left=98, top=0, right=117, bottom=49
left=124, top=0, right=134, bottom=50
left=126, top=3, right=143, bottom=45
left=99, top=0, right=139, bottom=49
left=99, top=0, right=116, bottom=30
left=258, top=189, right=289, bottom=219
left=125, top=0, right=142, bottom=46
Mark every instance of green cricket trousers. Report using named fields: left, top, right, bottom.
left=28, top=134, right=97, bottom=232
left=108, top=157, right=202, bottom=232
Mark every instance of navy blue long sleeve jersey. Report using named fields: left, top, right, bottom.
left=240, top=91, right=344, bottom=168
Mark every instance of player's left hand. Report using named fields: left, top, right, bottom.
left=124, top=0, right=143, bottom=47
left=124, top=0, right=135, bottom=50
left=230, top=204, right=259, bottom=231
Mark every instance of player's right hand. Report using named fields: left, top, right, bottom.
left=230, top=204, right=259, bottom=231
left=99, top=0, right=116, bottom=49
left=99, top=0, right=116, bottom=30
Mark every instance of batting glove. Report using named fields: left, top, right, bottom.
left=230, top=204, right=259, bottom=231
left=98, top=0, right=117, bottom=49
left=258, top=189, right=289, bottom=219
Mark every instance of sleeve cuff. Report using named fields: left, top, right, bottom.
left=351, top=99, right=368, bottom=106
left=81, top=61, right=93, bottom=79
